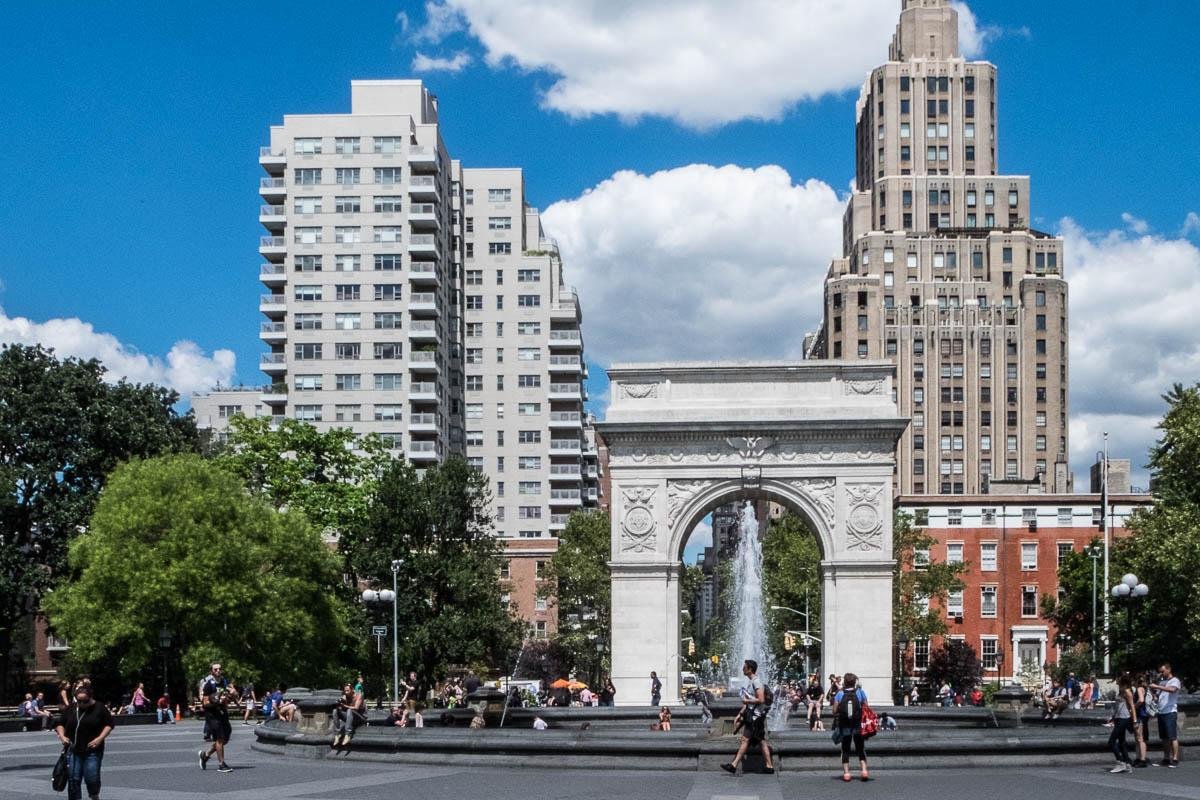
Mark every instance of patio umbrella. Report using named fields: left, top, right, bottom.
left=549, top=678, right=572, bottom=689
left=567, top=681, right=588, bottom=691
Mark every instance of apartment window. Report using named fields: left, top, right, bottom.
left=373, top=136, right=403, bottom=154
left=335, top=284, right=360, bottom=301
left=465, top=270, right=483, bottom=286
left=465, top=376, right=482, bottom=391
left=374, top=284, right=402, bottom=301
left=466, top=403, right=483, bottom=420
left=980, top=586, right=997, bottom=618
left=294, top=168, right=321, bottom=185
left=946, top=542, right=963, bottom=563
left=488, top=188, right=512, bottom=203
left=489, top=242, right=513, bottom=255
left=294, top=196, right=323, bottom=215
left=374, top=196, right=402, bottom=213
left=517, top=347, right=542, bottom=362
left=335, top=374, right=361, bottom=391
left=294, top=313, right=321, bottom=330
left=518, top=269, right=541, bottom=282
left=294, top=226, right=322, bottom=244
left=374, top=342, right=402, bottom=360
left=375, top=254, right=402, bottom=272
left=294, top=343, right=322, bottom=360
left=374, top=404, right=402, bottom=421
left=374, top=312, right=401, bottom=330
left=374, top=226, right=402, bottom=243
left=1057, top=541, right=1074, bottom=565
left=334, top=196, right=361, bottom=214
left=518, top=374, right=541, bottom=389
left=332, top=341, right=360, bottom=360
left=294, top=404, right=322, bottom=421
left=517, top=294, right=542, bottom=308
left=1021, top=542, right=1038, bottom=570
left=334, top=136, right=360, bottom=154
left=981, top=542, right=997, bottom=570
left=335, top=255, right=360, bottom=272
left=335, top=168, right=360, bottom=186
left=294, top=374, right=321, bottom=392
left=1021, top=586, right=1038, bottom=617
left=374, top=167, right=402, bottom=185
left=465, top=431, right=484, bottom=447
left=374, top=373, right=402, bottom=390
left=947, top=590, right=964, bottom=617
left=519, top=456, right=541, bottom=470
left=488, top=216, right=512, bottom=230
left=518, top=430, right=542, bottom=444
left=466, top=322, right=483, bottom=338
left=334, top=404, right=361, bottom=422
left=914, top=639, right=930, bottom=671
left=334, top=226, right=363, bottom=244
left=981, top=638, right=998, bottom=669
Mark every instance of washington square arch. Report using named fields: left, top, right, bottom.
left=596, top=361, right=908, bottom=706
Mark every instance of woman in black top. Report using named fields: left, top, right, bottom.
left=54, top=682, right=114, bottom=800
left=600, top=679, right=616, bottom=707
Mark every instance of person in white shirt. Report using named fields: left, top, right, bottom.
left=1150, top=662, right=1182, bottom=768
left=532, top=716, right=548, bottom=730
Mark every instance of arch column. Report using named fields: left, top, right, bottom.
left=609, top=561, right=681, bottom=707
left=821, top=560, right=895, bottom=703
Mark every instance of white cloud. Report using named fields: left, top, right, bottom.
left=1183, top=211, right=1200, bottom=238
left=951, top=2, right=1000, bottom=58
left=1064, top=217, right=1200, bottom=487
left=1120, top=212, right=1150, bottom=235
left=414, top=0, right=992, bottom=129
left=412, top=51, right=472, bottom=73
left=542, top=164, right=844, bottom=365
left=0, top=307, right=236, bottom=396
left=395, top=11, right=410, bottom=34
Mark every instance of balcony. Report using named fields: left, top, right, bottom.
left=259, top=262, right=286, bottom=286
left=407, top=292, right=438, bottom=315
left=548, top=383, right=582, bottom=401
left=408, top=412, right=438, bottom=433
left=259, top=176, right=286, bottom=200
left=550, top=489, right=583, bottom=507
left=549, top=410, right=583, bottom=429
left=260, top=321, right=286, bottom=342
left=408, top=262, right=439, bottom=284
left=586, top=465, right=599, bottom=479
left=408, top=145, right=438, bottom=172
left=261, top=386, right=288, bottom=405
left=550, top=439, right=582, bottom=455
left=408, top=350, right=439, bottom=371
left=408, top=175, right=438, bottom=199
left=548, top=329, right=582, bottom=349
left=259, top=293, right=286, bottom=317
left=409, top=381, right=439, bottom=402
left=259, top=204, right=286, bottom=231
left=551, top=299, right=579, bottom=322
left=259, top=146, right=286, bottom=172
left=259, top=235, right=286, bottom=260
left=549, top=514, right=570, bottom=531
left=408, top=440, right=440, bottom=461
left=259, top=352, right=287, bottom=374
left=409, top=203, right=440, bottom=228
left=549, top=354, right=581, bottom=373
left=408, top=320, right=439, bottom=342
left=549, top=464, right=582, bottom=482
left=408, top=233, right=440, bottom=259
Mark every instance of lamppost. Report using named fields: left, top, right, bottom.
left=1110, top=573, right=1149, bottom=665
left=995, top=647, right=1005, bottom=688
left=1086, top=545, right=1102, bottom=666
left=1097, top=434, right=1112, bottom=675
left=158, top=627, right=173, bottom=698
left=362, top=557, right=403, bottom=707
left=897, top=633, right=909, bottom=703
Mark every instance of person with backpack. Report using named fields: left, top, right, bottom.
left=720, top=659, right=774, bottom=775
left=832, top=672, right=870, bottom=782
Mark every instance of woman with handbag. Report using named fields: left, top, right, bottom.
left=831, top=672, right=871, bottom=782
left=53, top=682, right=114, bottom=800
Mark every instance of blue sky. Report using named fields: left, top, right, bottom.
left=1, top=1, right=1198, bottom=494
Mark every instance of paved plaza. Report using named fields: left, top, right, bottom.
left=0, top=723, right=1194, bottom=800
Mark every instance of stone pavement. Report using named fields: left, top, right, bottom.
left=0, top=722, right=1195, bottom=800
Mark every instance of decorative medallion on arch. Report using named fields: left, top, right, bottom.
left=619, top=486, right=659, bottom=553
left=845, top=483, right=886, bottom=551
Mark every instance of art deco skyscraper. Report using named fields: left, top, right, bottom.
left=810, top=0, right=1070, bottom=495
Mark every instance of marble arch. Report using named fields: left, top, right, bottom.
left=596, top=361, right=908, bottom=706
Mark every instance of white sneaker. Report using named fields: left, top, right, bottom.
left=1108, top=763, right=1130, bottom=774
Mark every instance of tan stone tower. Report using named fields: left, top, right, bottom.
left=810, top=0, right=1070, bottom=495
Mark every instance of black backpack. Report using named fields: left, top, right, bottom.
left=841, top=689, right=863, bottom=726
left=761, top=684, right=774, bottom=709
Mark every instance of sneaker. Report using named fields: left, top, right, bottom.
left=720, top=763, right=736, bottom=774
left=1133, top=760, right=1148, bottom=768
left=217, top=763, right=233, bottom=773
left=1153, top=758, right=1170, bottom=767
left=1108, top=763, right=1131, bottom=774
left=1168, top=760, right=1179, bottom=769
left=198, top=750, right=209, bottom=770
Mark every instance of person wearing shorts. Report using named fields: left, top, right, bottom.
left=1151, top=662, right=1182, bottom=768
left=721, top=660, right=773, bottom=775
left=199, top=682, right=234, bottom=773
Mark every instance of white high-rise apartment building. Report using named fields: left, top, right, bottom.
left=809, top=0, right=1070, bottom=496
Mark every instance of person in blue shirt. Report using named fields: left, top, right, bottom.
left=832, top=672, right=869, bottom=782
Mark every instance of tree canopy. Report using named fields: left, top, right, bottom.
left=43, top=455, right=353, bottom=694
left=539, top=510, right=610, bottom=685
left=761, top=512, right=823, bottom=675
left=0, top=344, right=199, bottom=696
left=893, top=511, right=967, bottom=671
left=926, top=639, right=983, bottom=692
left=340, top=457, right=523, bottom=694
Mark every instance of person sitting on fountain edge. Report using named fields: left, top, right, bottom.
left=721, top=659, right=773, bottom=775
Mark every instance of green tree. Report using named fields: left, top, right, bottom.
left=341, top=457, right=523, bottom=694
left=926, top=639, right=983, bottom=693
left=0, top=344, right=199, bottom=697
left=43, top=455, right=352, bottom=697
left=540, top=510, right=611, bottom=685
left=893, top=511, right=967, bottom=669
left=1040, top=538, right=1107, bottom=672
left=214, top=416, right=392, bottom=537
left=762, top=513, right=822, bottom=675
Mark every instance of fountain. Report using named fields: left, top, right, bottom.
left=726, top=501, right=770, bottom=682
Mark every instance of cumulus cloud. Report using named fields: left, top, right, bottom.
left=542, top=164, right=844, bottom=365
left=412, top=51, right=472, bottom=73
left=1183, top=211, right=1200, bottom=238
left=1120, top=212, right=1150, bottom=235
left=951, top=1, right=1000, bottom=58
left=410, top=0, right=992, bottom=128
left=0, top=308, right=236, bottom=396
left=1064, top=217, right=1200, bottom=487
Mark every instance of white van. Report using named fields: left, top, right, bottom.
left=680, top=671, right=699, bottom=698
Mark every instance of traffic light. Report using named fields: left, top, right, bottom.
left=783, top=632, right=795, bottom=651
left=688, top=639, right=696, bottom=656
left=710, top=655, right=720, bottom=665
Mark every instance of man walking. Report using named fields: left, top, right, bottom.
left=650, top=671, right=662, bottom=706
left=199, top=670, right=234, bottom=773
left=721, top=660, right=774, bottom=775
left=1150, top=662, right=1182, bottom=768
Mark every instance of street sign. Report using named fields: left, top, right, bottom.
left=372, top=626, right=388, bottom=636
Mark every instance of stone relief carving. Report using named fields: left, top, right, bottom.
left=788, top=478, right=836, bottom=529
left=606, top=443, right=888, bottom=467
left=724, top=436, right=776, bottom=461
left=620, top=486, right=659, bottom=553
left=666, top=480, right=716, bottom=528
left=621, top=383, right=660, bottom=400
left=844, top=483, right=885, bottom=551
left=845, top=379, right=885, bottom=396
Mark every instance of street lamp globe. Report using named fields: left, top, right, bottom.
left=1122, top=573, right=1139, bottom=589
left=1134, top=583, right=1149, bottom=598
left=1112, top=583, right=1130, bottom=598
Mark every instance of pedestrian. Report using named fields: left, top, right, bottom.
left=156, top=693, right=175, bottom=724
left=721, top=659, right=774, bottom=776
left=833, top=672, right=870, bottom=782
left=1066, top=672, right=1082, bottom=709
left=650, top=671, right=662, bottom=706
left=937, top=681, right=954, bottom=708
left=1081, top=677, right=1095, bottom=709
left=331, top=683, right=366, bottom=747
left=1108, top=672, right=1137, bottom=773
left=129, top=682, right=148, bottom=714
left=1132, top=674, right=1151, bottom=767
left=198, top=663, right=226, bottom=741
left=54, top=681, right=114, bottom=800
left=400, top=671, right=420, bottom=709
left=600, top=678, right=616, bottom=707
left=908, top=683, right=919, bottom=706
left=198, top=685, right=234, bottom=773
left=57, top=680, right=71, bottom=710
left=826, top=674, right=841, bottom=706
left=239, top=681, right=256, bottom=724
left=1149, top=662, right=1181, bottom=768
left=464, top=670, right=481, bottom=697
left=806, top=675, right=825, bottom=731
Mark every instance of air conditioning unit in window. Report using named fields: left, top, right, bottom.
left=1028, top=520, right=1038, bottom=531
